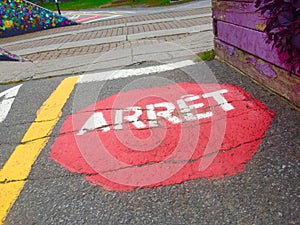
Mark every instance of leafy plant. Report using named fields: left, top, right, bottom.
left=255, top=0, right=300, bottom=74
left=196, top=49, right=216, bottom=61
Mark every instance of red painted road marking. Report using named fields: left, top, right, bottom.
left=75, top=16, right=103, bottom=23
left=50, top=82, right=274, bottom=191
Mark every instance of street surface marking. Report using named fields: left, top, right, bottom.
left=50, top=83, right=274, bottom=191
left=0, top=77, right=79, bottom=224
left=76, top=89, right=233, bottom=135
left=0, top=84, right=22, bottom=123
left=81, top=14, right=122, bottom=24
left=65, top=13, right=122, bottom=24
left=75, top=15, right=104, bottom=23
left=77, top=60, right=195, bottom=83
left=70, top=15, right=80, bottom=20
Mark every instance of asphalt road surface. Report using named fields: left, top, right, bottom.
left=0, top=1, right=299, bottom=224
left=1, top=60, right=299, bottom=224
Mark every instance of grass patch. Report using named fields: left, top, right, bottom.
left=196, top=49, right=216, bottom=61
left=40, top=0, right=112, bottom=11
left=39, top=0, right=190, bottom=11
left=2, top=80, right=24, bottom=85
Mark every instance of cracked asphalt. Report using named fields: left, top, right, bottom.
left=1, top=60, right=299, bottom=224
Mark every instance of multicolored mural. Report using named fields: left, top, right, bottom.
left=0, top=47, right=30, bottom=61
left=0, top=0, right=76, bottom=38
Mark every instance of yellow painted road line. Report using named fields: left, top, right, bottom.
left=0, top=76, right=79, bottom=224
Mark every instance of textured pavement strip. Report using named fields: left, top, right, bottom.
left=0, top=7, right=211, bottom=45
left=4, top=16, right=212, bottom=53
left=0, top=13, right=211, bottom=47
left=12, top=23, right=211, bottom=56
left=23, top=33, right=189, bottom=61
left=20, top=30, right=213, bottom=61
left=23, top=30, right=213, bottom=62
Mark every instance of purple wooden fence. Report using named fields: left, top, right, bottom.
left=212, top=0, right=300, bottom=107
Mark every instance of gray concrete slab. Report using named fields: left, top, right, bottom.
left=13, top=36, right=128, bottom=55
left=0, top=30, right=214, bottom=84
left=0, top=48, right=133, bottom=83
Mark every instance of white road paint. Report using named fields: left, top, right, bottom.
left=71, top=15, right=80, bottom=20
left=0, top=84, right=22, bottom=123
left=83, top=15, right=122, bottom=24
left=62, top=11, right=122, bottom=24
left=76, top=90, right=234, bottom=135
left=77, top=60, right=195, bottom=83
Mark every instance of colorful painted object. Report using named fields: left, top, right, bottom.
left=0, top=0, right=76, bottom=38
left=0, top=47, right=31, bottom=62
left=50, top=83, right=274, bottom=191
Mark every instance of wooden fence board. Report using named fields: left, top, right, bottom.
left=217, top=21, right=299, bottom=76
left=215, top=38, right=300, bottom=107
left=213, top=1, right=266, bottom=31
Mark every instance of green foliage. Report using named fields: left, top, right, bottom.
left=196, top=49, right=216, bottom=61
left=158, top=0, right=170, bottom=5
left=40, top=0, right=112, bottom=11
left=255, top=0, right=300, bottom=74
left=132, top=0, right=170, bottom=6
left=39, top=0, right=176, bottom=10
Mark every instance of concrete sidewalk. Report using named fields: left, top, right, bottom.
left=0, top=7, right=213, bottom=84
